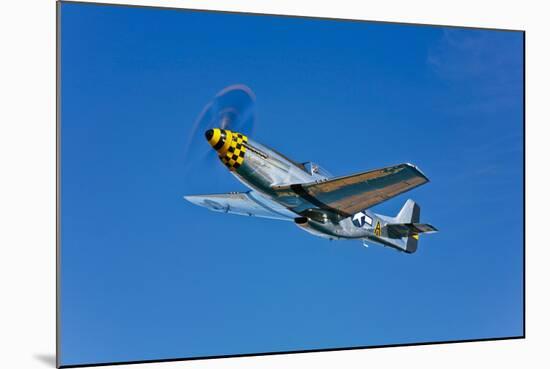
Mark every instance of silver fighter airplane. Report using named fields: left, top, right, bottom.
left=185, top=128, right=437, bottom=253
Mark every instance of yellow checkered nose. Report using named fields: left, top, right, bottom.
left=204, top=128, right=248, bottom=171
left=205, top=128, right=224, bottom=150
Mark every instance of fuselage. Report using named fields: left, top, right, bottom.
left=204, top=128, right=396, bottom=246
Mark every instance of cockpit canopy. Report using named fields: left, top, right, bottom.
left=302, top=162, right=333, bottom=179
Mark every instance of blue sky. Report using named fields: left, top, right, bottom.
left=60, top=3, right=524, bottom=366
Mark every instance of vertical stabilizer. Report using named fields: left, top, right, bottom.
left=395, top=199, right=420, bottom=224
left=394, top=199, right=421, bottom=253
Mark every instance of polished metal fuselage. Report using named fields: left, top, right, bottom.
left=231, top=138, right=394, bottom=245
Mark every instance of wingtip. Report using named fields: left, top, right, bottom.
left=183, top=195, right=205, bottom=207
left=405, top=162, right=430, bottom=182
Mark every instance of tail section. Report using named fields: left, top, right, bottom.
left=384, top=200, right=437, bottom=253
left=395, top=199, right=420, bottom=224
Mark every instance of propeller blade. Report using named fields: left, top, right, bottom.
left=182, top=84, right=257, bottom=193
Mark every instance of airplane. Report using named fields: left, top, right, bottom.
left=184, top=128, right=437, bottom=253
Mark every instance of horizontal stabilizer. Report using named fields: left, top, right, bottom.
left=385, top=223, right=438, bottom=238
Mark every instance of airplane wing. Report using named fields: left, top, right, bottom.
left=272, top=163, right=429, bottom=218
left=184, top=191, right=296, bottom=221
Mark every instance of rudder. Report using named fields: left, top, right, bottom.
left=396, top=199, right=420, bottom=253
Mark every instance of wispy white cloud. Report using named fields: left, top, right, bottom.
left=427, top=29, right=523, bottom=114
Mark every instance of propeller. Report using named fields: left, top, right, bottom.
left=182, top=84, right=257, bottom=193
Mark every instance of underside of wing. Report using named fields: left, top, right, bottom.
left=184, top=191, right=296, bottom=221
left=272, top=163, right=429, bottom=218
